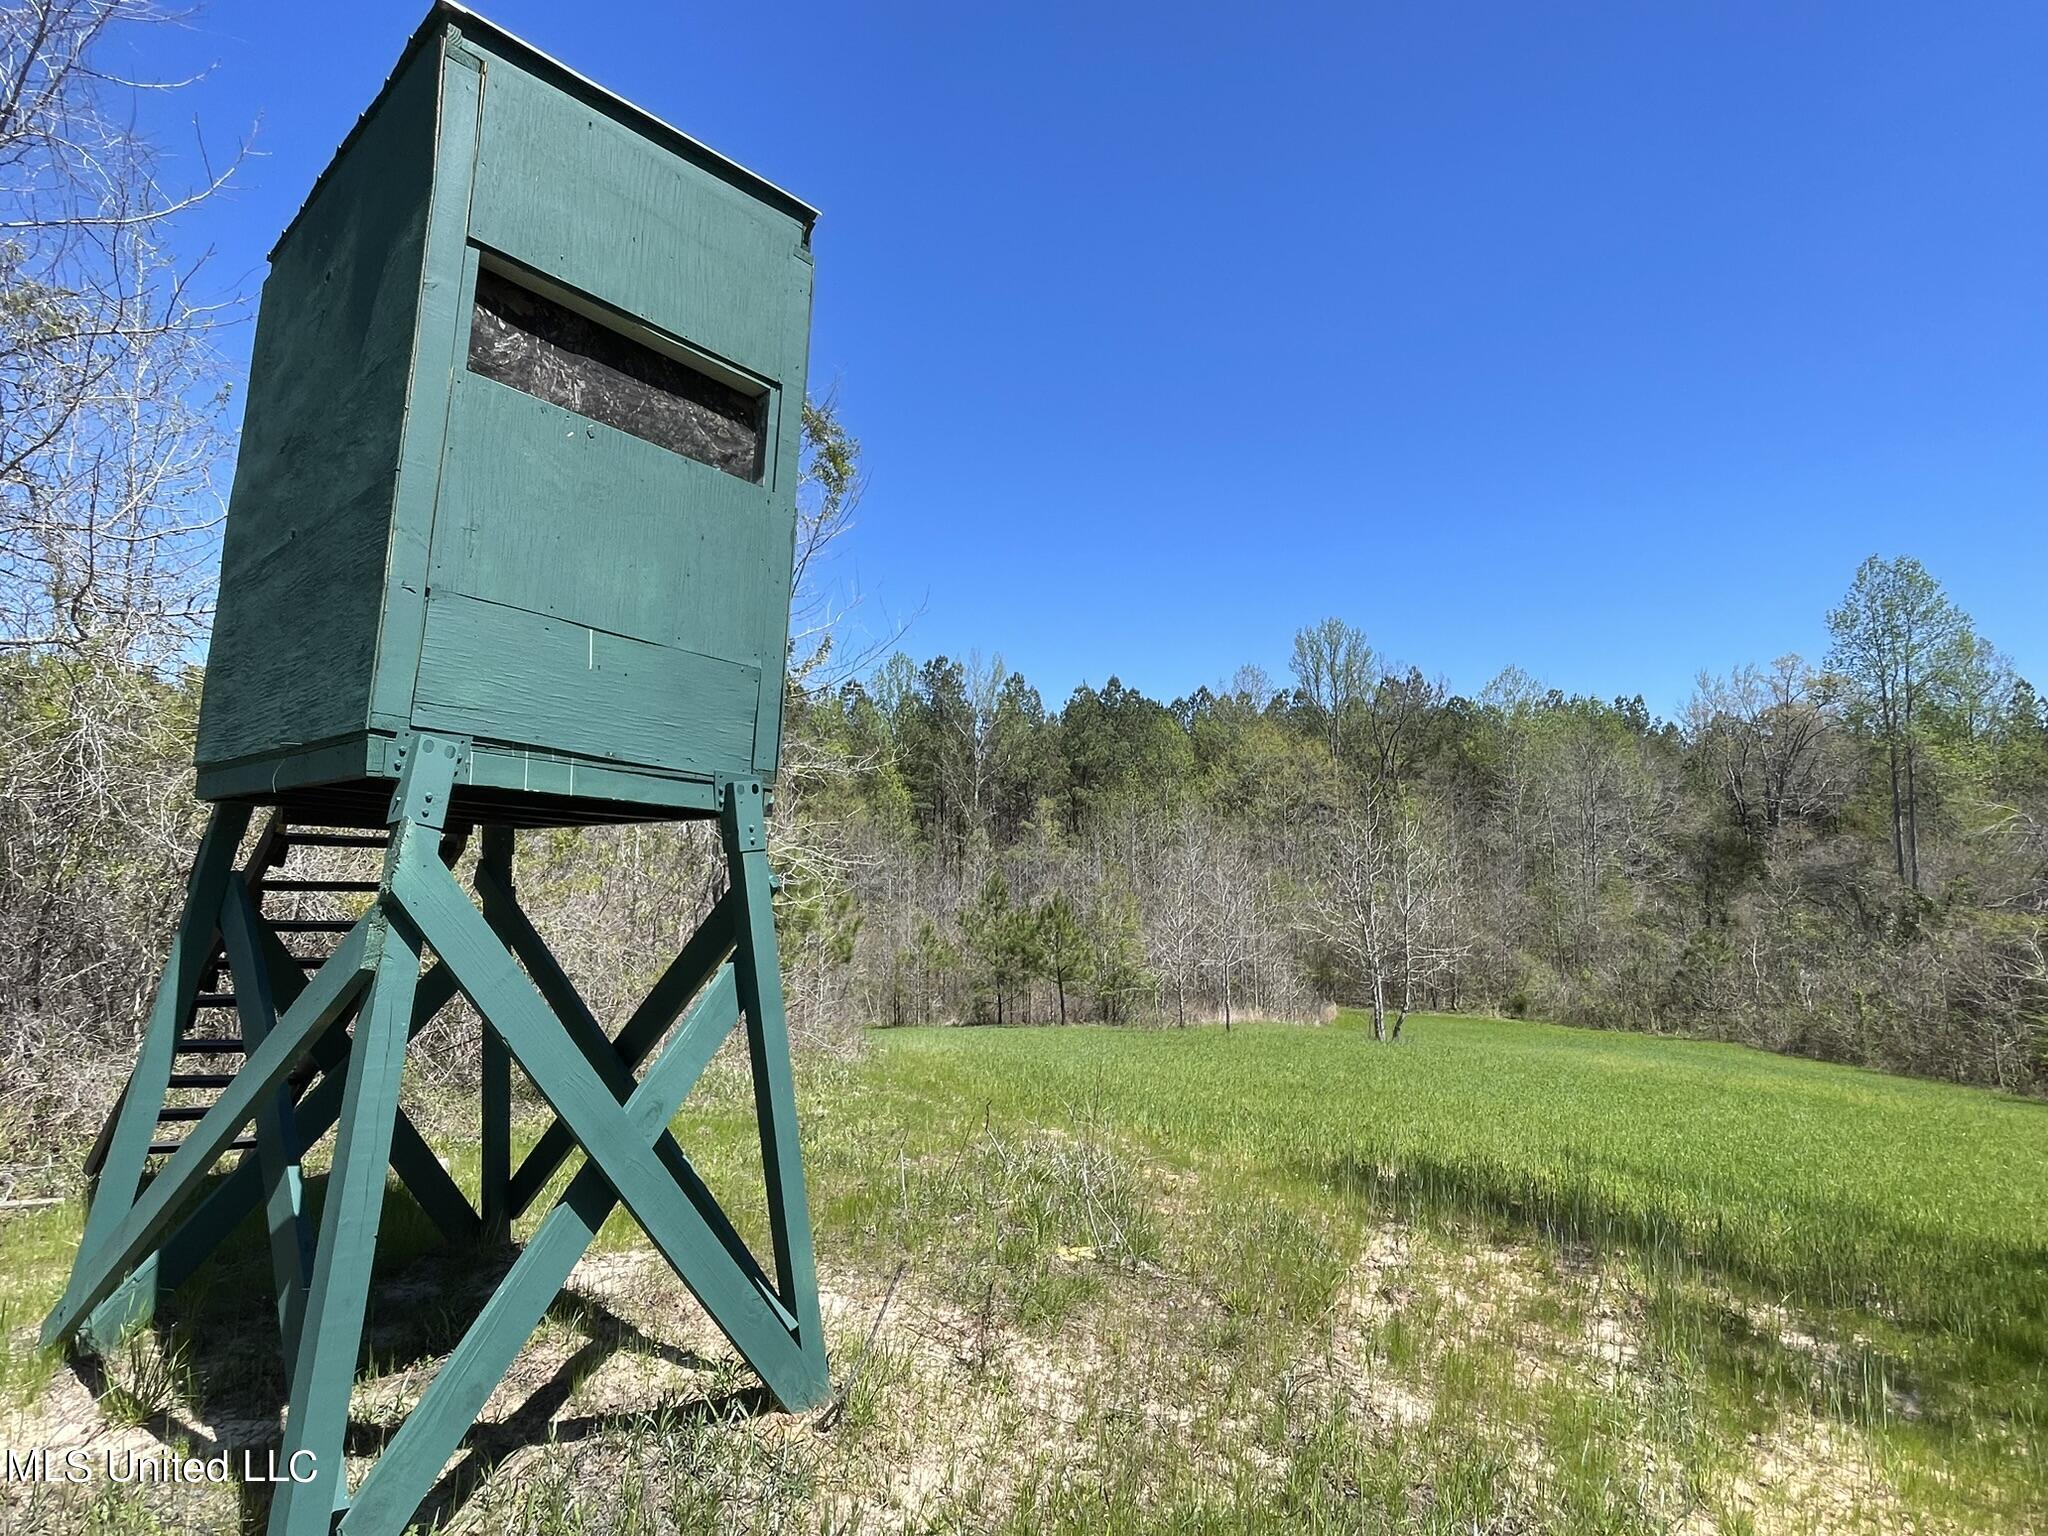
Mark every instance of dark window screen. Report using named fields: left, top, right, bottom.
left=466, top=267, right=765, bottom=482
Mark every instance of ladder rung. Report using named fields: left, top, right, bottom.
left=266, top=918, right=357, bottom=933
left=175, top=1037, right=246, bottom=1055
left=287, top=831, right=389, bottom=848
left=156, top=1105, right=213, bottom=1122
left=169, top=1073, right=234, bottom=1090
left=264, top=879, right=378, bottom=893
left=194, top=993, right=236, bottom=1008
left=150, top=1137, right=256, bottom=1155
left=289, top=953, right=329, bottom=969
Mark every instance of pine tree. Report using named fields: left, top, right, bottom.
left=1037, top=890, right=1094, bottom=1025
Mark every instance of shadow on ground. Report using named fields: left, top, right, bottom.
left=63, top=1171, right=767, bottom=1533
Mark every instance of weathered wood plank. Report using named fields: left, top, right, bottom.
left=411, top=590, right=759, bottom=777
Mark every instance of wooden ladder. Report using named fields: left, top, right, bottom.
left=82, top=817, right=392, bottom=1179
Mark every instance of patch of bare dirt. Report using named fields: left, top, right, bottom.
left=1724, top=1414, right=1957, bottom=1536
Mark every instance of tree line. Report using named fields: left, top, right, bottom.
left=778, top=556, right=2047, bottom=1090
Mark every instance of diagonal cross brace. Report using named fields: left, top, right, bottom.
left=220, top=875, right=315, bottom=1349
left=85, top=958, right=464, bottom=1346
left=341, top=963, right=743, bottom=1532
left=390, top=836, right=828, bottom=1410
left=472, top=871, right=784, bottom=1325
left=43, top=914, right=377, bottom=1347
left=80, top=880, right=481, bottom=1354
left=502, top=885, right=741, bottom=1218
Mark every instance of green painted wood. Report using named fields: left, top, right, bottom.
left=43, top=918, right=375, bottom=1348
left=220, top=877, right=314, bottom=1350
left=197, top=734, right=729, bottom=820
left=477, top=826, right=514, bottom=1244
left=269, top=909, right=422, bottom=1536
left=72, top=806, right=249, bottom=1345
left=77, top=806, right=250, bottom=1288
left=194, top=41, right=441, bottom=772
left=389, top=1111, right=481, bottom=1246
left=192, top=9, right=814, bottom=803
left=426, top=377, right=784, bottom=664
left=466, top=44, right=808, bottom=407
left=91, top=962, right=459, bottom=1340
left=270, top=739, right=457, bottom=1536
left=368, top=34, right=484, bottom=734
left=84, top=910, right=362, bottom=1352
left=411, top=590, right=760, bottom=777
left=471, top=866, right=783, bottom=1323
left=505, top=887, right=738, bottom=1217
left=339, top=965, right=739, bottom=1534
left=390, top=841, right=815, bottom=1403
left=722, top=781, right=826, bottom=1361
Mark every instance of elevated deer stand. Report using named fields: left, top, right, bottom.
left=43, top=5, right=831, bottom=1526
left=43, top=740, right=828, bottom=1533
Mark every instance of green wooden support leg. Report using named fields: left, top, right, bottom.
left=339, top=968, right=741, bottom=1534
left=392, top=837, right=822, bottom=1407
left=270, top=733, right=463, bottom=1536
left=43, top=917, right=376, bottom=1349
left=221, top=876, right=314, bottom=1353
left=720, top=779, right=827, bottom=1365
left=476, top=827, right=515, bottom=1244
left=87, top=965, right=459, bottom=1340
left=70, top=804, right=253, bottom=1349
left=268, top=911, right=422, bottom=1535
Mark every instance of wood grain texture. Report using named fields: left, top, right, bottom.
left=411, top=590, right=760, bottom=777
left=468, top=48, right=809, bottom=387
left=196, top=46, right=441, bottom=769
left=428, top=376, right=782, bottom=660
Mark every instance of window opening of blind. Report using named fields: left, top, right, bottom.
left=466, top=263, right=767, bottom=482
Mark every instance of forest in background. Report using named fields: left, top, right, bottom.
left=775, top=557, right=2048, bottom=1093
left=3, top=2, right=2045, bottom=1171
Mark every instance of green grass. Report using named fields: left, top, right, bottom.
left=777, top=1013, right=2047, bottom=1530
left=4, top=1012, right=2043, bottom=1533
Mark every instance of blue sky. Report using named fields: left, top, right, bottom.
left=128, top=1, right=2044, bottom=715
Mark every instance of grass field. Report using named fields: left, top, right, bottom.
left=3, top=1013, right=2043, bottom=1533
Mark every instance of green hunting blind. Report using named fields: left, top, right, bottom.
left=47, top=8, right=830, bottom=1531
left=196, top=1, right=814, bottom=818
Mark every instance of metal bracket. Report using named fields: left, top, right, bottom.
left=387, top=732, right=468, bottom=833
left=717, top=776, right=768, bottom=854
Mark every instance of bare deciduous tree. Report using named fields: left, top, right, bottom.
left=2, top=0, right=246, bottom=661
